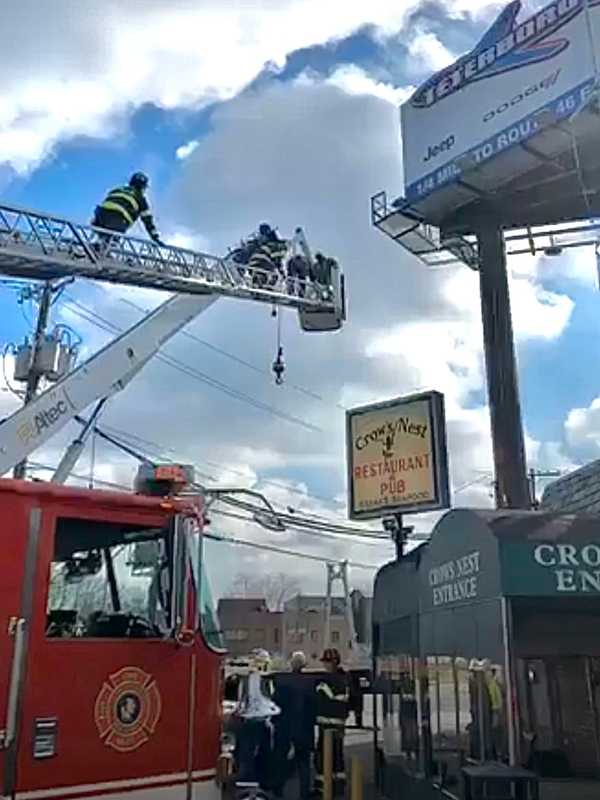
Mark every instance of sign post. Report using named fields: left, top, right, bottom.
left=346, top=391, right=450, bottom=555
left=477, top=222, right=530, bottom=509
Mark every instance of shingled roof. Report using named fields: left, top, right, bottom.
left=541, top=460, right=600, bottom=514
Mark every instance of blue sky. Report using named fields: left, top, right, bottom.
left=0, top=0, right=597, bottom=594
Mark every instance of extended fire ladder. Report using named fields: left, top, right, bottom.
left=0, top=204, right=346, bottom=478
left=0, top=204, right=345, bottom=331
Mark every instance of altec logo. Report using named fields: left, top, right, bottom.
left=16, top=397, right=71, bottom=444
left=411, top=0, right=598, bottom=109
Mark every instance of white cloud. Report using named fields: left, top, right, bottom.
left=176, top=140, right=199, bottom=160
left=0, top=0, right=502, bottom=174
left=325, top=65, right=414, bottom=105
left=407, top=31, right=456, bottom=74
left=510, top=275, right=574, bottom=341
left=565, top=397, right=600, bottom=459
left=508, top=242, right=598, bottom=289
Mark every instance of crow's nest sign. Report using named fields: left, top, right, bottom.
left=346, top=391, right=450, bottom=520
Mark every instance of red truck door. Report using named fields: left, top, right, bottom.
left=0, top=503, right=40, bottom=798
left=10, top=500, right=209, bottom=800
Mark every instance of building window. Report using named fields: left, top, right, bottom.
left=332, top=630, right=340, bottom=643
left=224, top=628, right=249, bottom=641
left=311, top=630, right=319, bottom=642
left=274, top=628, right=280, bottom=644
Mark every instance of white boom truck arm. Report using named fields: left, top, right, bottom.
left=0, top=205, right=345, bottom=478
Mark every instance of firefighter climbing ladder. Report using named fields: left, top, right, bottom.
left=0, top=203, right=346, bottom=479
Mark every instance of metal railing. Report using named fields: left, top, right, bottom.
left=370, top=192, right=479, bottom=270
left=372, top=191, right=600, bottom=269
left=0, top=204, right=336, bottom=311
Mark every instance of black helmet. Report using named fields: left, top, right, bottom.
left=258, top=223, right=272, bottom=237
left=129, top=172, right=149, bottom=190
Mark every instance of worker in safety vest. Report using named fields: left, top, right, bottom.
left=92, top=172, right=163, bottom=244
left=314, top=648, right=349, bottom=797
left=248, top=224, right=288, bottom=288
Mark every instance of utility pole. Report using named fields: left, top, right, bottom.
left=383, top=513, right=414, bottom=560
left=477, top=223, right=531, bottom=510
left=529, top=468, right=561, bottom=509
left=13, top=282, right=54, bottom=479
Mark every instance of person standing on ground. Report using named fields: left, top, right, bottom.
left=272, top=651, right=316, bottom=800
left=235, top=652, right=279, bottom=789
left=314, top=648, right=350, bottom=797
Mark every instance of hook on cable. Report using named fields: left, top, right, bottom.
left=272, top=346, right=285, bottom=385
left=272, top=303, right=285, bottom=385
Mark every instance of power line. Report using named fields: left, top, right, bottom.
left=104, top=421, right=351, bottom=517
left=25, top=462, right=383, bottom=568
left=205, top=526, right=380, bottom=570
left=56, top=292, right=474, bottom=532
left=88, top=418, right=372, bottom=530
left=106, top=427, right=385, bottom=539
left=217, top=494, right=389, bottom=540
left=117, top=295, right=346, bottom=411
left=211, top=507, right=393, bottom=548
left=53, top=308, right=365, bottom=521
left=27, top=462, right=130, bottom=492
left=59, top=418, right=390, bottom=540
left=61, top=296, right=321, bottom=433
left=75, top=382, right=478, bottom=540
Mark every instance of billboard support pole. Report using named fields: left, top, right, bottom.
left=476, top=222, right=531, bottom=510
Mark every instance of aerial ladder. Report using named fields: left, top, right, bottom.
left=0, top=203, right=346, bottom=479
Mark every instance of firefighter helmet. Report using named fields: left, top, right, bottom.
left=129, top=172, right=149, bottom=190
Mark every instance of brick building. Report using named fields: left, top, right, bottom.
left=217, top=592, right=372, bottom=666
left=282, top=595, right=353, bottom=666
left=217, top=598, right=282, bottom=658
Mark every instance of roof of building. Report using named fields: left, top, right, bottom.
left=217, top=598, right=271, bottom=614
left=541, top=461, right=600, bottom=514
left=284, top=595, right=347, bottom=615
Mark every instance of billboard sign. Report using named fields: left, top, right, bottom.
left=346, top=391, right=450, bottom=520
left=401, top=0, right=600, bottom=204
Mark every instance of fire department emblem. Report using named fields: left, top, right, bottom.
left=94, top=667, right=161, bottom=752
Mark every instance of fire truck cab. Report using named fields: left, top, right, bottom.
left=0, top=479, right=224, bottom=800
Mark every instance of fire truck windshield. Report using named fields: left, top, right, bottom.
left=46, top=516, right=176, bottom=639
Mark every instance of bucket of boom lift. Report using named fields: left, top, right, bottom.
left=293, top=226, right=346, bottom=333
left=298, top=268, right=346, bottom=332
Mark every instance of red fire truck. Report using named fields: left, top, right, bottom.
left=0, top=479, right=224, bottom=800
